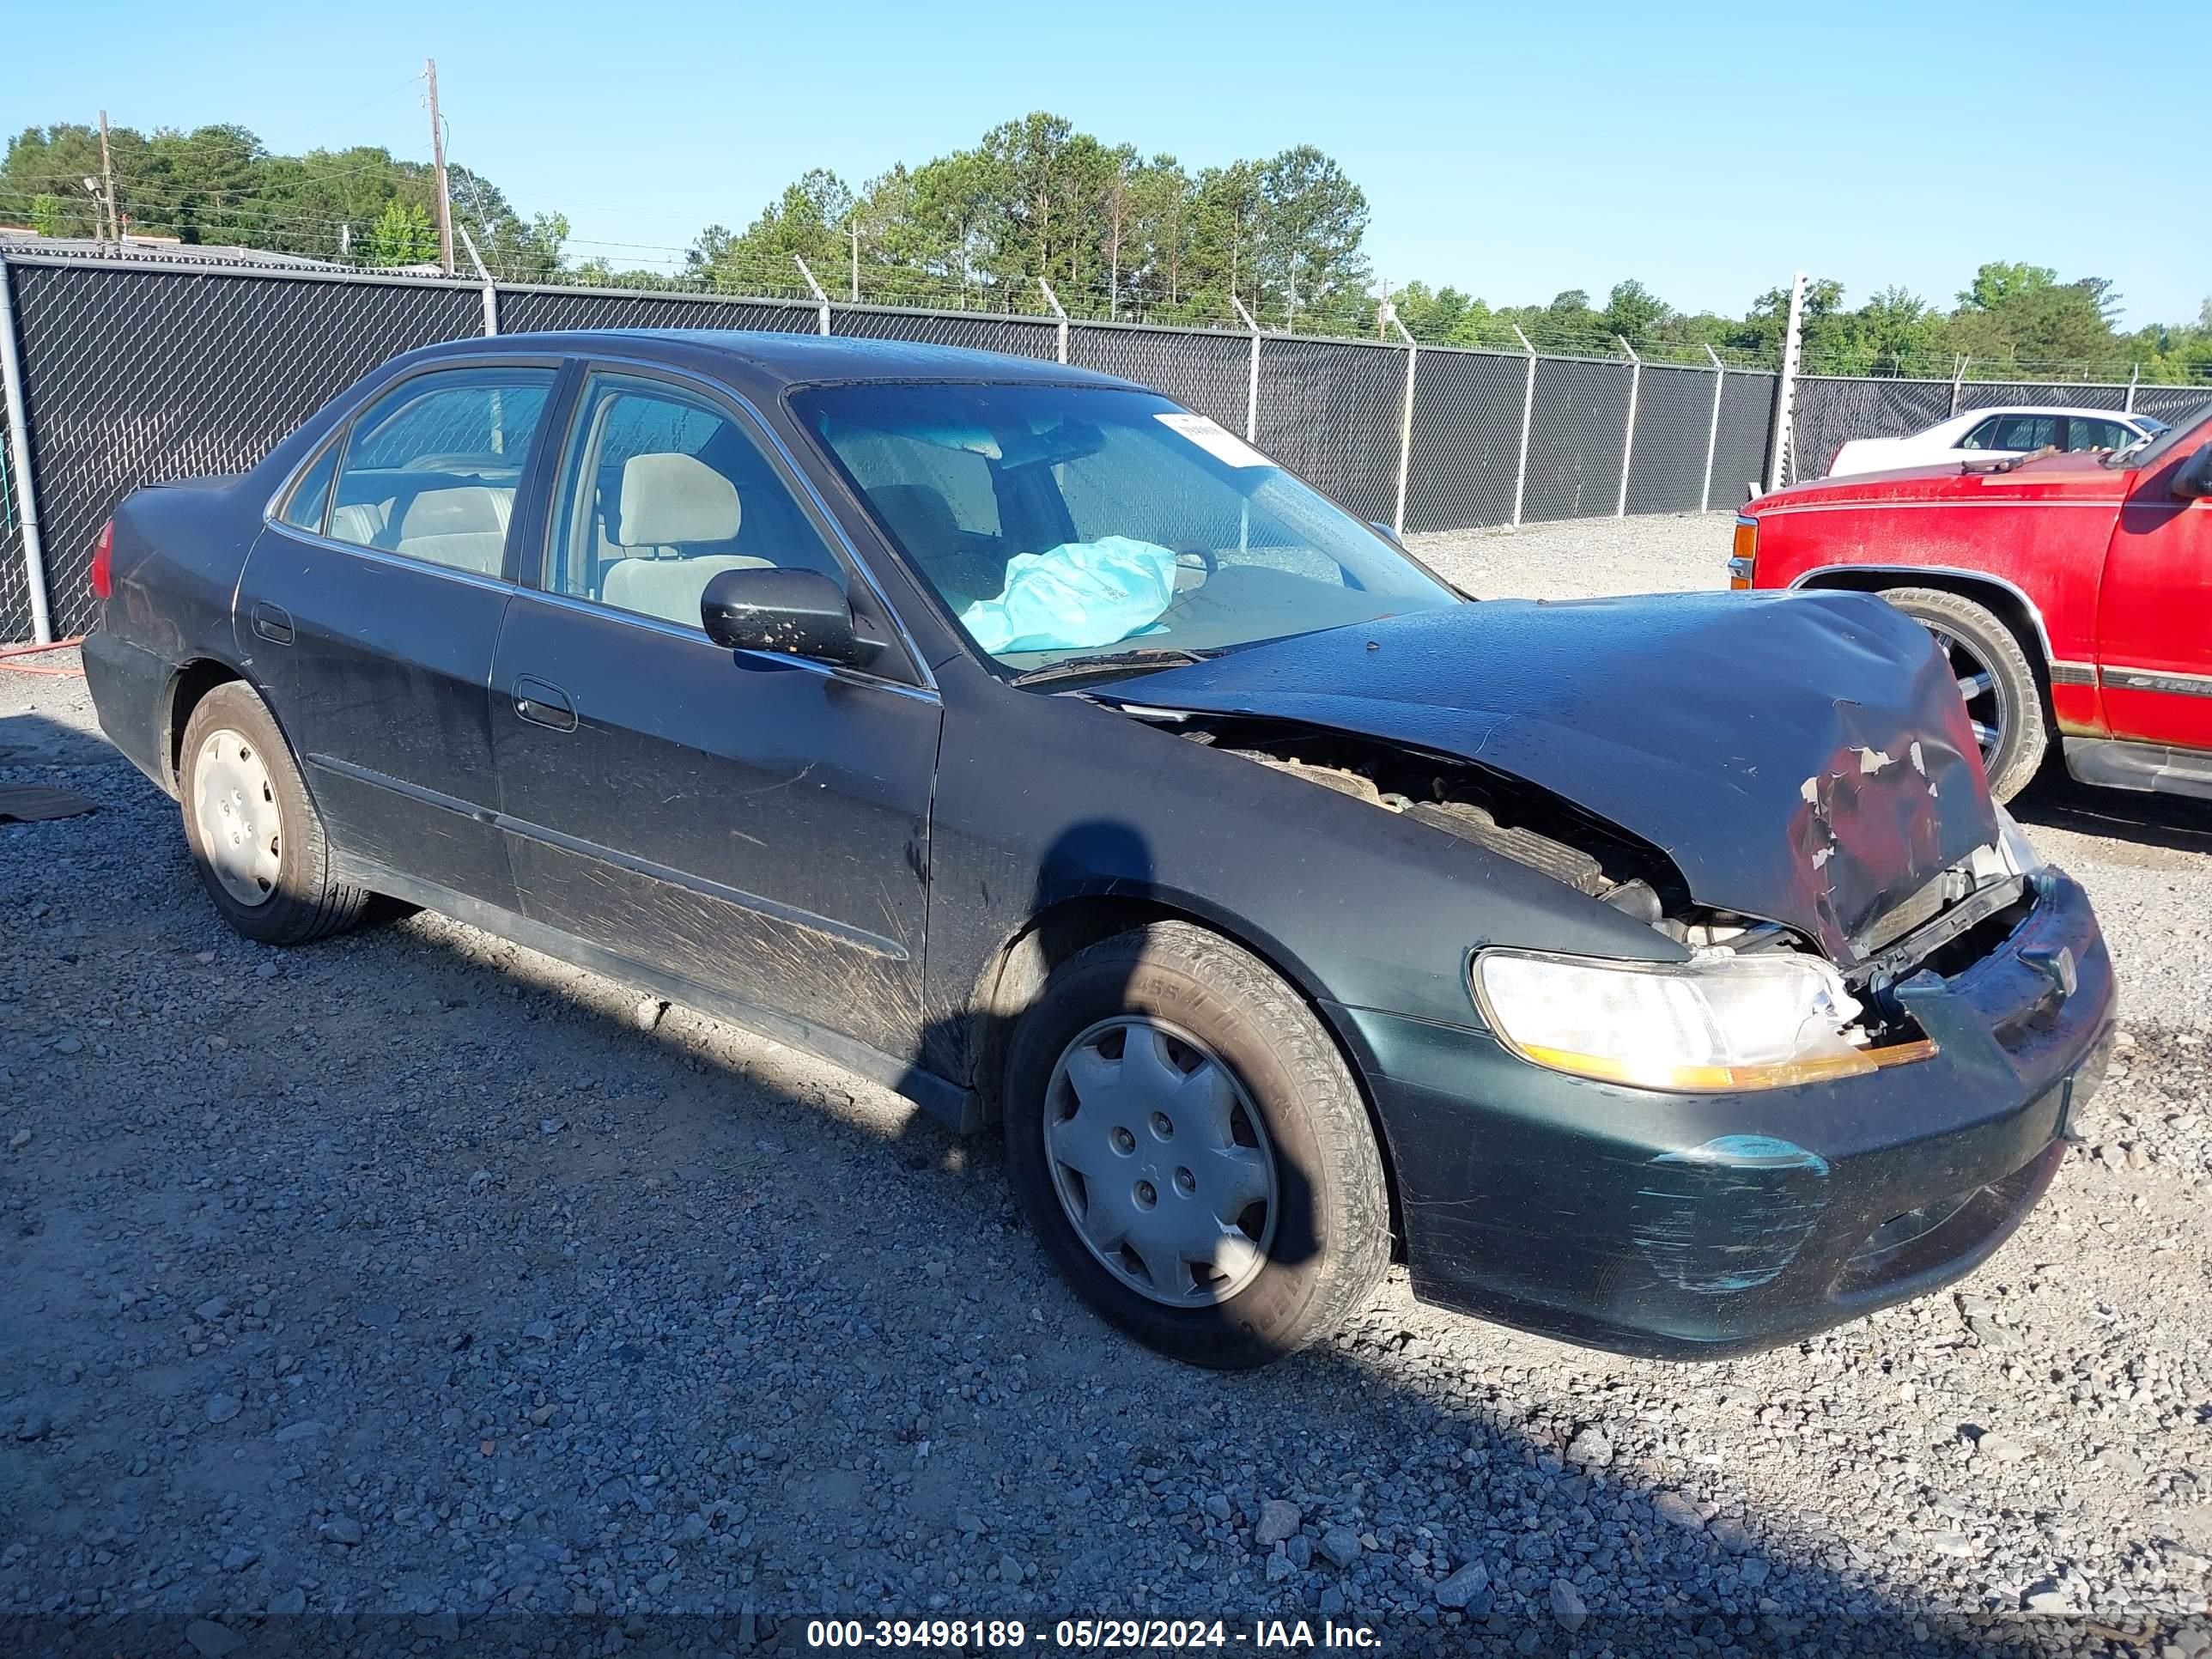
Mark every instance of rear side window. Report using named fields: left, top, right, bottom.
left=328, top=367, right=557, bottom=576
left=277, top=439, right=339, bottom=533
left=1985, top=414, right=2057, bottom=451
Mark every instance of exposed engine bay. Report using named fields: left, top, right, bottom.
left=1148, top=709, right=2035, bottom=1052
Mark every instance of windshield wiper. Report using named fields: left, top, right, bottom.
left=1008, top=647, right=1207, bottom=687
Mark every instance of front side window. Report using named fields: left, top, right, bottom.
left=1958, top=417, right=2003, bottom=451
left=544, top=374, right=846, bottom=631
left=795, top=382, right=1457, bottom=671
left=2063, top=417, right=2130, bottom=452
left=327, top=367, right=556, bottom=575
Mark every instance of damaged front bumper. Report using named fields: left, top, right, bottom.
left=1331, top=866, right=2114, bottom=1359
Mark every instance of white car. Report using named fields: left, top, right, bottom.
left=1826, top=406, right=2168, bottom=478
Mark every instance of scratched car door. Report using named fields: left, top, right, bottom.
left=487, top=368, right=939, bottom=1061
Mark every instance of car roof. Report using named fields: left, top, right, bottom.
left=401, top=326, right=1141, bottom=397
left=1949, top=404, right=2147, bottom=422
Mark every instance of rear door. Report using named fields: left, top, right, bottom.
left=2098, top=437, right=2212, bottom=748
left=488, top=365, right=940, bottom=1061
left=240, top=360, right=566, bottom=903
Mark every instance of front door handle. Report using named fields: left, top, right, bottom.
left=512, top=676, right=577, bottom=732
left=250, top=602, right=293, bottom=645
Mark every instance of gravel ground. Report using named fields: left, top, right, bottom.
left=3, top=517, right=2209, bottom=1658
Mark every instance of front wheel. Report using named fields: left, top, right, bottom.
left=1880, top=586, right=2049, bottom=803
left=1003, top=922, right=1391, bottom=1369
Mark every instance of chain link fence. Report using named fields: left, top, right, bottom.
left=1404, top=349, right=1525, bottom=533
left=3, top=259, right=484, bottom=638
left=1, top=392, right=27, bottom=646
left=9, top=246, right=2205, bottom=644
left=1067, top=321, right=1250, bottom=434
left=1789, top=375, right=2212, bottom=485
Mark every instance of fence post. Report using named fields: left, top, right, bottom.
left=0, top=256, right=53, bottom=644
left=1765, top=271, right=1805, bottom=493
left=1388, top=313, right=1417, bottom=538
left=1700, top=344, right=1726, bottom=514
left=2125, top=364, right=2139, bottom=414
left=456, top=225, right=498, bottom=336
left=1615, top=336, right=1640, bottom=518
left=1510, top=324, right=1537, bottom=529
left=1036, top=276, right=1068, bottom=365
left=793, top=256, right=830, bottom=337
left=1232, top=297, right=1261, bottom=442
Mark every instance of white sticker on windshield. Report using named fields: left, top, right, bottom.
left=1155, top=410, right=1272, bottom=469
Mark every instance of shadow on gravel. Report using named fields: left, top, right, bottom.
left=3, top=716, right=2195, bottom=1659
left=2010, top=770, right=2212, bottom=856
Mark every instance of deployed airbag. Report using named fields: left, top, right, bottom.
left=960, top=536, right=1178, bottom=654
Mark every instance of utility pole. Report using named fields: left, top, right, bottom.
left=97, top=111, right=118, bottom=245
left=849, top=222, right=860, bottom=301
left=1765, top=270, right=1807, bottom=495
left=426, top=58, right=454, bottom=276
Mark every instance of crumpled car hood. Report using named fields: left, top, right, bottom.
left=1109, top=590, right=1996, bottom=963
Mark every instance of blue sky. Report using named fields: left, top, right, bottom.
left=7, top=0, right=2203, bottom=327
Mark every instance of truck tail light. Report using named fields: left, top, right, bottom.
left=1728, top=514, right=1758, bottom=590
left=90, top=520, right=114, bottom=599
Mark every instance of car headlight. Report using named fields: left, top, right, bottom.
left=1472, top=947, right=1931, bottom=1091
left=1993, top=804, right=2045, bottom=877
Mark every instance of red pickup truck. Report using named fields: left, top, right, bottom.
left=1733, top=404, right=2212, bottom=802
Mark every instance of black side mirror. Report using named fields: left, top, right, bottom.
left=699, top=566, right=880, bottom=667
left=2172, top=443, right=2212, bottom=501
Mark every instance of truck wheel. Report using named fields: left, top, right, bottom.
left=178, top=681, right=368, bottom=945
left=1880, top=586, right=2048, bottom=802
left=1003, top=921, right=1391, bottom=1369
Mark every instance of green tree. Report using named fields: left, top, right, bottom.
left=1254, top=145, right=1369, bottom=329
left=366, top=198, right=436, bottom=267
left=1601, top=279, right=1668, bottom=343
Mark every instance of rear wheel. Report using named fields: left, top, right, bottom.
left=178, top=681, right=368, bottom=945
left=1879, top=586, right=2048, bottom=802
left=1003, top=922, right=1391, bottom=1369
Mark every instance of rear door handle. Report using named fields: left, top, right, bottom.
left=512, top=675, right=577, bottom=732
left=250, top=602, right=293, bottom=645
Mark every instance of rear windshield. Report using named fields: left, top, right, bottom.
left=792, top=382, right=1458, bottom=671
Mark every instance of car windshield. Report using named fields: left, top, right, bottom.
left=2106, top=410, right=2197, bottom=469
left=793, top=382, right=1460, bottom=676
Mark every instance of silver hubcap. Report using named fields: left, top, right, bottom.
left=1923, top=624, right=2007, bottom=769
left=1042, top=1016, right=1278, bottom=1308
left=191, top=728, right=282, bottom=907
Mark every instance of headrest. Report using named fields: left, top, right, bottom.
left=399, top=485, right=510, bottom=538
left=617, top=453, right=740, bottom=548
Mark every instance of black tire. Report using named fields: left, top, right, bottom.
left=177, top=680, right=368, bottom=945
left=1003, top=921, right=1391, bottom=1369
left=1881, top=586, right=2049, bottom=803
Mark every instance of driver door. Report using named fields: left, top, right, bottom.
left=488, top=367, right=941, bottom=1061
left=2098, top=440, right=2212, bottom=749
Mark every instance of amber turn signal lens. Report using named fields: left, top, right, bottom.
left=1729, top=514, right=1758, bottom=590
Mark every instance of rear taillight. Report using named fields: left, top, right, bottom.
left=90, top=520, right=113, bottom=599
left=1728, top=514, right=1758, bottom=590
